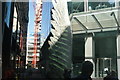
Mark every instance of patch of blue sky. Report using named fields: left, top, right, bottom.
left=4, top=2, right=11, bottom=27
left=28, top=1, right=35, bottom=37
left=41, top=1, right=53, bottom=42
left=27, top=0, right=53, bottom=45
left=108, top=0, right=115, bottom=4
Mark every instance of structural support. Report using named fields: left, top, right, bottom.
left=85, top=36, right=95, bottom=77
left=96, top=58, right=99, bottom=78
left=117, top=35, right=120, bottom=80
left=115, top=0, right=119, bottom=8
left=91, top=15, right=103, bottom=30
left=111, top=12, right=120, bottom=28
left=117, top=1, right=120, bottom=79
left=32, top=0, right=42, bottom=68
left=74, top=17, right=88, bottom=32
left=84, top=0, right=88, bottom=12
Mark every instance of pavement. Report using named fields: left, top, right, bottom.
left=18, top=68, right=46, bottom=80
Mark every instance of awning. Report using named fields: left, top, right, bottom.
left=71, top=7, right=120, bottom=34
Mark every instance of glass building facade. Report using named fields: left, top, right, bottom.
left=68, top=0, right=116, bottom=13
left=69, top=0, right=120, bottom=79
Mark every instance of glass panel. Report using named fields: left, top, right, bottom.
left=72, top=8, right=118, bottom=31
left=77, top=15, right=100, bottom=29
left=94, top=34, right=117, bottom=78
left=4, top=2, right=12, bottom=27
left=96, top=58, right=112, bottom=77
left=88, top=0, right=115, bottom=11
left=68, top=0, right=84, bottom=13
left=95, top=10, right=118, bottom=28
left=72, top=2, right=84, bottom=13
left=68, top=0, right=116, bottom=14
left=71, top=19, right=84, bottom=31
left=72, top=34, right=85, bottom=77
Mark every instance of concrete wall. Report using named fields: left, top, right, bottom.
left=85, top=37, right=95, bottom=77
left=0, top=1, right=2, bottom=79
left=85, top=37, right=93, bottom=57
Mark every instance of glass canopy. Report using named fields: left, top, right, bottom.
left=71, top=7, right=120, bottom=34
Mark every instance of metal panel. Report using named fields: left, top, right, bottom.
left=77, top=15, right=100, bottom=29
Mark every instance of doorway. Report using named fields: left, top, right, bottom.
left=94, top=32, right=117, bottom=78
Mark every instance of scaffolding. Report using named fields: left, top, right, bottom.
left=32, top=0, right=42, bottom=68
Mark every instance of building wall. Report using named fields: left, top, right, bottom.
left=72, top=34, right=85, bottom=76
left=0, top=1, right=2, bottom=79
left=26, top=34, right=41, bottom=69
left=48, top=26, right=72, bottom=78
left=72, top=31, right=118, bottom=78
left=1, top=2, right=29, bottom=78
left=15, top=2, right=29, bottom=66
left=41, top=26, right=72, bottom=78
left=72, top=34, right=85, bottom=63
left=71, top=0, right=120, bottom=79
left=2, top=2, right=15, bottom=78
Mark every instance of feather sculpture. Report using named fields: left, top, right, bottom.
left=46, top=0, right=72, bottom=78
left=48, top=0, right=71, bottom=47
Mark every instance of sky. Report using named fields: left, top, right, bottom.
left=28, top=2, right=35, bottom=35
left=41, top=2, right=53, bottom=43
left=28, top=0, right=53, bottom=46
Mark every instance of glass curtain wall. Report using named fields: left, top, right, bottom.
left=94, top=32, right=117, bottom=78
left=72, top=31, right=118, bottom=78
left=72, top=34, right=85, bottom=76
left=88, top=0, right=115, bottom=11
left=68, top=0, right=115, bottom=14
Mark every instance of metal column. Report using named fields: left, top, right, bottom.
left=117, top=35, right=120, bottom=79
left=85, top=36, right=95, bottom=77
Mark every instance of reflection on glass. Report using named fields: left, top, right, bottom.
left=72, top=2, right=84, bottom=13
left=68, top=0, right=116, bottom=14
left=96, top=58, right=112, bottom=78
left=88, top=1, right=115, bottom=11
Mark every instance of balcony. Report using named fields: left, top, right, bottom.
left=26, top=57, right=39, bottom=61
left=28, top=49, right=40, bottom=52
left=27, top=53, right=40, bottom=56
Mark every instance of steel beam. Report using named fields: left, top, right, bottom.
left=74, top=17, right=88, bottom=32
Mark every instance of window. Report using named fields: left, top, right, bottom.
left=88, top=0, right=115, bottom=11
